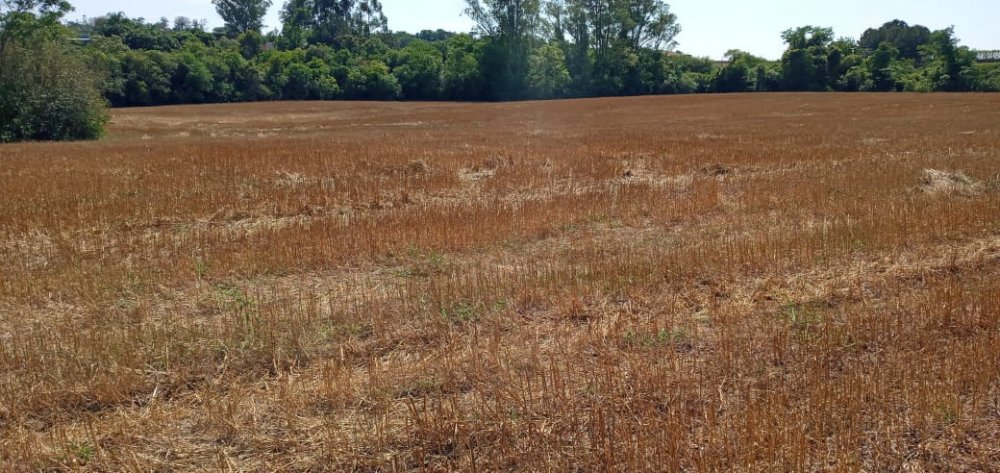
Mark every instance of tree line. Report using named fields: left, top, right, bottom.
left=2, top=0, right=999, bottom=142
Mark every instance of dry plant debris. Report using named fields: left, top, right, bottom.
left=0, top=94, right=999, bottom=471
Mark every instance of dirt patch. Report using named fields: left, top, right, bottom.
left=919, top=169, right=983, bottom=197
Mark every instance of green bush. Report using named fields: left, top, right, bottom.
left=0, top=42, right=108, bottom=143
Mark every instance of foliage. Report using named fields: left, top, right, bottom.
left=526, top=43, right=571, bottom=98
left=918, top=27, right=977, bottom=92
left=859, top=19, right=930, bottom=60
left=0, top=0, right=71, bottom=55
left=260, top=48, right=341, bottom=100
left=1, top=0, right=108, bottom=142
left=661, top=53, right=714, bottom=93
left=713, top=49, right=777, bottom=92
left=553, top=0, right=680, bottom=97
left=391, top=40, right=443, bottom=100
left=441, top=34, right=486, bottom=100
left=8, top=2, right=994, bottom=122
left=213, top=0, right=273, bottom=36
left=780, top=26, right=835, bottom=91
left=280, top=0, right=387, bottom=48
left=465, top=0, right=541, bottom=100
left=0, top=41, right=108, bottom=142
left=344, top=58, right=399, bottom=100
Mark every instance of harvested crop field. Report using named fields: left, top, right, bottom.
left=1, top=94, right=999, bottom=471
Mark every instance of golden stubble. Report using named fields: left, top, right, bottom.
left=0, top=94, right=998, bottom=471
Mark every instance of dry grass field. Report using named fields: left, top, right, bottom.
left=1, top=94, right=999, bottom=471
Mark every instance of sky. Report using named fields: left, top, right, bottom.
left=67, top=0, right=999, bottom=60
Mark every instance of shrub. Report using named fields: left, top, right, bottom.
left=0, top=42, right=109, bottom=143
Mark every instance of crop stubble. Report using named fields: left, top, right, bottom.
left=0, top=94, right=998, bottom=470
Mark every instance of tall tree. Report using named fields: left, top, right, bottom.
left=465, top=0, right=541, bottom=40
left=559, top=0, right=592, bottom=94
left=279, top=0, right=311, bottom=47
left=868, top=41, right=899, bottom=91
left=780, top=26, right=835, bottom=91
left=551, top=0, right=678, bottom=95
left=619, top=0, right=679, bottom=50
left=354, top=0, right=387, bottom=37
left=213, top=0, right=273, bottom=36
left=464, top=0, right=541, bottom=99
left=280, top=0, right=387, bottom=47
left=920, top=27, right=976, bottom=92
left=859, top=20, right=930, bottom=61
left=0, top=0, right=71, bottom=57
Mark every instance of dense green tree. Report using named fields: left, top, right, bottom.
left=619, top=0, right=680, bottom=50
left=171, top=50, right=214, bottom=102
left=919, top=27, right=976, bottom=92
left=259, top=48, right=341, bottom=99
left=0, top=0, right=71, bottom=57
left=0, top=42, right=108, bottom=142
left=780, top=26, right=835, bottom=91
left=392, top=40, right=444, bottom=100
left=223, top=50, right=264, bottom=100
left=972, top=63, right=1000, bottom=91
left=120, top=50, right=175, bottom=105
left=859, top=20, right=930, bottom=60
left=344, top=59, right=399, bottom=99
left=280, top=0, right=387, bottom=47
left=782, top=25, right=833, bottom=51
left=416, top=29, right=455, bottom=43
left=12, top=2, right=997, bottom=119
left=213, top=0, right=273, bottom=36
left=559, top=0, right=592, bottom=95
left=832, top=52, right=868, bottom=92
left=661, top=53, right=714, bottom=93
left=869, top=41, right=900, bottom=91
left=1, top=1, right=108, bottom=142
left=714, top=60, right=748, bottom=92
left=388, top=29, right=455, bottom=48
left=526, top=43, right=571, bottom=98
left=465, top=0, right=541, bottom=99
left=84, top=34, right=128, bottom=102
left=836, top=64, right=870, bottom=92
left=552, top=0, right=678, bottom=96
left=278, top=0, right=311, bottom=48
left=591, top=41, right=637, bottom=95
left=92, top=13, right=184, bottom=51
left=441, top=33, right=487, bottom=100
left=238, top=30, right=264, bottom=59
left=629, top=48, right=668, bottom=94
left=714, top=49, right=774, bottom=92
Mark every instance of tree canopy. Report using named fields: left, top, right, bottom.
left=0, top=0, right=71, bottom=55
left=1, top=0, right=107, bottom=142
left=2, top=0, right=997, bottom=142
left=213, top=0, right=273, bottom=36
left=859, top=20, right=931, bottom=60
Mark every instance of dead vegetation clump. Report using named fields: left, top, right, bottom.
left=919, top=168, right=984, bottom=196
left=700, top=163, right=733, bottom=177
left=405, top=159, right=430, bottom=175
